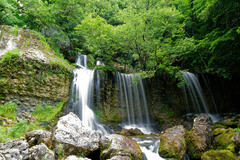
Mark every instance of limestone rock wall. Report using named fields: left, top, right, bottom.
left=0, top=25, right=72, bottom=113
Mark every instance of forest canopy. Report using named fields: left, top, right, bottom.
left=1, top=0, right=239, bottom=79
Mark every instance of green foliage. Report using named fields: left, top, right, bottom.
left=0, top=49, right=20, bottom=64
left=0, top=0, right=239, bottom=78
left=0, top=102, right=17, bottom=120
left=234, top=128, right=240, bottom=132
left=33, top=102, right=65, bottom=122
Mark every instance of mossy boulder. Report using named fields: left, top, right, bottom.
left=100, top=134, right=142, bottom=160
left=187, top=114, right=213, bottom=159
left=158, top=125, right=186, bottom=160
left=201, top=150, right=236, bottom=160
left=214, top=128, right=234, bottom=151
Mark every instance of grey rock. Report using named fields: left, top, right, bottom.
left=28, top=143, right=54, bottom=160
left=53, top=112, right=101, bottom=156
left=101, top=134, right=142, bottom=160
left=0, top=138, right=29, bottom=160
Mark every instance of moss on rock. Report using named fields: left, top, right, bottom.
left=214, top=128, right=234, bottom=150
left=158, top=125, right=186, bottom=160
left=201, top=150, right=236, bottom=160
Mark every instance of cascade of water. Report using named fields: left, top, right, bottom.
left=95, top=61, right=104, bottom=109
left=182, top=72, right=219, bottom=122
left=69, top=53, right=107, bottom=134
left=117, top=72, right=151, bottom=133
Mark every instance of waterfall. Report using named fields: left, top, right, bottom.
left=95, top=60, right=104, bottom=109
left=182, top=72, right=219, bottom=122
left=117, top=72, right=151, bottom=133
left=69, top=54, right=107, bottom=134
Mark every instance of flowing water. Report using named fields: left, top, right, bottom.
left=116, top=72, right=151, bottom=132
left=69, top=54, right=107, bottom=134
left=95, top=61, right=104, bottom=109
left=182, top=72, right=220, bottom=122
left=133, top=136, right=165, bottom=160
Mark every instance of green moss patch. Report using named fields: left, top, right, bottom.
left=201, top=150, right=236, bottom=160
left=0, top=48, right=20, bottom=64
left=214, top=128, right=234, bottom=150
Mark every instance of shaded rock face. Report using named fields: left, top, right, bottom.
left=25, top=130, right=52, bottom=147
left=187, top=114, right=213, bottom=159
left=53, top=112, right=101, bottom=157
left=120, top=128, right=144, bottom=136
left=0, top=25, right=72, bottom=114
left=232, top=131, right=240, bottom=151
left=201, top=150, right=236, bottom=160
left=101, top=134, right=142, bottom=160
left=158, top=125, right=186, bottom=160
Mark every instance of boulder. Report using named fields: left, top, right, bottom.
left=0, top=138, right=29, bottom=160
left=28, top=143, right=54, bottom=160
left=107, top=155, right=131, bottom=160
left=53, top=112, right=101, bottom=157
left=120, top=128, right=144, bottom=136
left=101, top=134, right=142, bottom=160
left=65, top=155, right=91, bottom=160
left=25, top=130, right=52, bottom=147
left=214, top=128, right=234, bottom=151
left=201, top=150, right=236, bottom=160
left=232, top=131, right=240, bottom=151
left=158, top=125, right=186, bottom=160
left=187, top=114, right=213, bottom=159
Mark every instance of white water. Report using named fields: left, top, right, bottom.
left=182, top=72, right=220, bottom=122
left=133, top=136, right=165, bottom=160
left=117, top=72, right=151, bottom=131
left=69, top=54, right=107, bottom=134
left=95, top=60, right=104, bottom=109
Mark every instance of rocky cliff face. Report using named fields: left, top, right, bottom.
left=0, top=25, right=72, bottom=114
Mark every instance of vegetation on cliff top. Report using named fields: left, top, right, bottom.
left=0, top=0, right=239, bottom=79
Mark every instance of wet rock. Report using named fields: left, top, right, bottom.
left=65, top=155, right=91, bottom=160
left=158, top=125, right=186, bottom=160
left=201, top=150, right=236, bottom=160
left=120, top=128, right=144, bottom=136
left=187, top=114, right=213, bottom=159
left=28, top=143, right=54, bottom=160
left=0, top=138, right=29, bottom=160
left=232, top=131, right=240, bottom=151
left=53, top=112, right=101, bottom=157
left=25, top=130, right=52, bottom=147
left=101, top=134, right=142, bottom=160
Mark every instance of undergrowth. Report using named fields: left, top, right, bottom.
left=0, top=102, right=17, bottom=120
left=0, top=101, right=65, bottom=143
